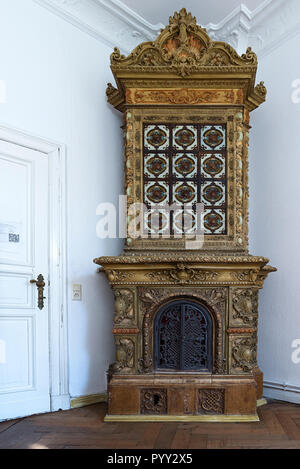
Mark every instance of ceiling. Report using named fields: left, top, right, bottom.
left=34, top=0, right=297, bottom=59
left=119, top=0, right=268, bottom=26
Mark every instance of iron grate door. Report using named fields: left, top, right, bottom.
left=154, top=299, right=213, bottom=371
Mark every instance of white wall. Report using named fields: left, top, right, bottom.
left=0, top=0, right=122, bottom=399
left=250, top=33, right=300, bottom=402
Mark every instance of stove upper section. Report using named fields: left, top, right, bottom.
left=104, top=8, right=267, bottom=255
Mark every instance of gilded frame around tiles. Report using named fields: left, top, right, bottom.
left=124, top=105, right=249, bottom=253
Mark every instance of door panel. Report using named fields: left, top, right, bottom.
left=0, top=155, right=32, bottom=266
left=0, top=141, right=50, bottom=420
left=0, top=272, right=33, bottom=308
left=154, top=299, right=213, bottom=372
left=0, top=316, right=34, bottom=393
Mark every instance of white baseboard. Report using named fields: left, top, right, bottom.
left=263, top=381, right=300, bottom=405
left=51, top=394, right=70, bottom=411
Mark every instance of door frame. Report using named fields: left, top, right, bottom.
left=0, top=124, right=69, bottom=411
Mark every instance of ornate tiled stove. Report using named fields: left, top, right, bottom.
left=94, top=9, right=276, bottom=422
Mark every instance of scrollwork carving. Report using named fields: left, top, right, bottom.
left=231, top=336, right=257, bottom=373
left=145, top=264, right=219, bottom=284
left=140, top=388, right=167, bottom=414
left=198, top=389, right=225, bottom=414
left=241, top=47, right=258, bottom=64
left=106, top=82, right=124, bottom=111
left=113, top=337, right=134, bottom=373
left=126, top=88, right=243, bottom=105
left=231, top=288, right=258, bottom=327
left=232, top=270, right=259, bottom=282
left=113, top=289, right=134, bottom=325
left=106, top=270, right=134, bottom=283
left=254, top=81, right=267, bottom=98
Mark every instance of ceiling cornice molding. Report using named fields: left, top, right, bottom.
left=246, top=0, right=300, bottom=58
left=34, top=0, right=300, bottom=57
left=33, top=0, right=163, bottom=54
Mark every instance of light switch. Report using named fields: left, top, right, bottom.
left=72, top=284, right=82, bottom=301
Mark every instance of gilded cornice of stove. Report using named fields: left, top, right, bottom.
left=95, top=256, right=276, bottom=288
left=106, top=8, right=266, bottom=113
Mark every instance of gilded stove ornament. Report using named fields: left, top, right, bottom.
left=94, top=8, right=276, bottom=422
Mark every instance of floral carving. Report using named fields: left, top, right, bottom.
left=231, top=336, right=257, bottom=373
left=232, top=288, right=258, bottom=327
left=106, top=270, right=133, bottom=283
left=145, top=264, right=219, bottom=284
left=126, top=88, right=243, bottom=105
left=205, top=51, right=228, bottom=66
left=113, top=337, right=134, bottom=373
left=113, top=289, right=134, bottom=325
left=232, top=270, right=259, bottom=282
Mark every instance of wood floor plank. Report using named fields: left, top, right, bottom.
left=171, top=428, right=191, bottom=449
left=1, top=401, right=300, bottom=449
left=0, top=419, right=21, bottom=433
left=135, top=422, right=163, bottom=449
left=187, top=434, right=207, bottom=449
left=258, top=406, right=287, bottom=436
left=153, top=423, right=178, bottom=449
left=275, top=414, right=300, bottom=441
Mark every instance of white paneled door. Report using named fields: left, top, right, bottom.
left=0, top=140, right=50, bottom=420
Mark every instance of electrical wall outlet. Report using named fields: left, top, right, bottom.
left=72, top=284, right=82, bottom=301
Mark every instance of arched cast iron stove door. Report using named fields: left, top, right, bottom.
left=154, top=299, right=213, bottom=372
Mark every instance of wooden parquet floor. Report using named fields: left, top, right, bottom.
left=1, top=400, right=300, bottom=449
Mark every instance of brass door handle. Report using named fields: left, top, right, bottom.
left=30, top=274, right=46, bottom=310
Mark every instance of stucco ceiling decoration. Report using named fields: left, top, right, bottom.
left=34, top=0, right=300, bottom=57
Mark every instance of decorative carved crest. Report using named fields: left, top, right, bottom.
left=109, top=8, right=257, bottom=78
left=145, top=264, right=219, bottom=284
left=104, top=8, right=267, bottom=112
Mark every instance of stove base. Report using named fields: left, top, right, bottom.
left=104, top=413, right=259, bottom=422
left=106, top=373, right=260, bottom=421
